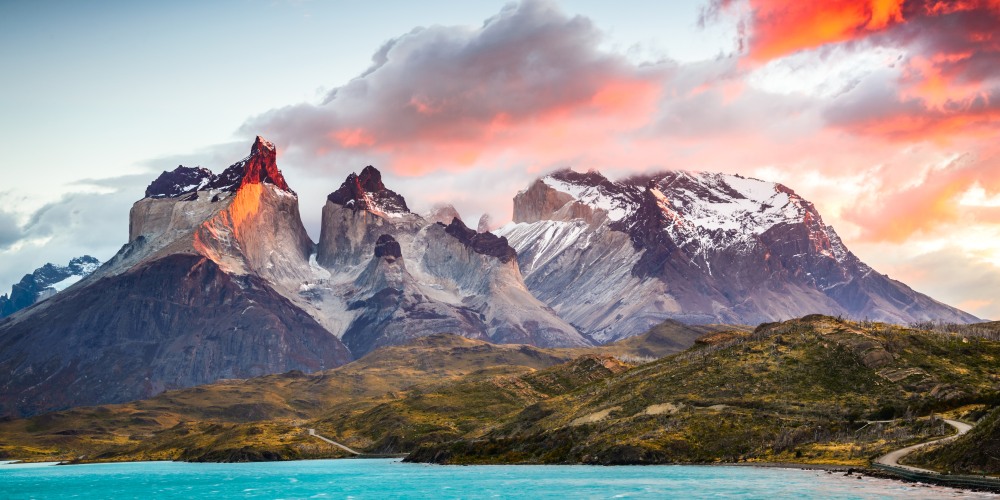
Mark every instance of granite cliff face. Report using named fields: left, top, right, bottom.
left=0, top=137, right=351, bottom=417
left=306, top=169, right=589, bottom=357
left=497, top=169, right=979, bottom=342
left=120, top=136, right=313, bottom=285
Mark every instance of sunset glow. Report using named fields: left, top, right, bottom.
left=3, top=0, right=1000, bottom=320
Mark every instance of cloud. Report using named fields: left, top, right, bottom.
left=0, top=175, right=146, bottom=293
left=835, top=127, right=1000, bottom=243
left=701, top=0, right=906, bottom=62
left=861, top=241, right=1000, bottom=320
left=0, top=210, right=21, bottom=251
left=704, top=0, right=1000, bottom=142
left=243, top=0, right=663, bottom=176
left=233, top=0, right=1000, bottom=247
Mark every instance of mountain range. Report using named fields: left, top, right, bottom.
left=497, top=170, right=976, bottom=342
left=0, top=256, right=100, bottom=318
left=0, top=136, right=978, bottom=417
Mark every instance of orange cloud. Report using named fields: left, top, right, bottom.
left=331, top=128, right=376, bottom=148
left=841, top=144, right=1000, bottom=243
left=708, top=0, right=1000, bottom=143
left=731, top=0, right=905, bottom=61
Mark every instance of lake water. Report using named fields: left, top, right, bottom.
left=0, top=458, right=992, bottom=499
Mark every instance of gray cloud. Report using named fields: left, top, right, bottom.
left=241, top=0, right=661, bottom=169
left=0, top=175, right=147, bottom=293
left=889, top=246, right=1000, bottom=321
left=0, top=210, right=21, bottom=250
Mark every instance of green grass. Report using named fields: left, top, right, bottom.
left=4, top=316, right=995, bottom=468
left=406, top=316, right=1000, bottom=466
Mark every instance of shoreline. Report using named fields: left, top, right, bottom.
left=716, top=461, right=1000, bottom=494
left=5, top=456, right=998, bottom=495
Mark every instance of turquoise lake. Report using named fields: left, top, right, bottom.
left=0, top=458, right=989, bottom=499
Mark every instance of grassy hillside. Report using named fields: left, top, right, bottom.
left=0, top=335, right=571, bottom=462
left=406, top=316, right=1000, bottom=466
left=7, top=316, right=991, bottom=467
left=0, top=323, right=724, bottom=463
left=313, top=355, right=634, bottom=454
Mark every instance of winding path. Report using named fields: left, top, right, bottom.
left=307, top=428, right=361, bottom=456
left=875, top=419, right=973, bottom=473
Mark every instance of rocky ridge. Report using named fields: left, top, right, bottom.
left=307, top=167, right=590, bottom=357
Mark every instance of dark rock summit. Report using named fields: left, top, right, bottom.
left=145, top=136, right=293, bottom=200
left=207, top=136, right=293, bottom=193
left=374, top=234, right=402, bottom=261
left=442, top=218, right=517, bottom=263
left=327, top=166, right=410, bottom=214
left=145, top=166, right=214, bottom=199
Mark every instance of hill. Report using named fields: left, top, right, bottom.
left=0, top=323, right=714, bottom=463
left=405, top=316, right=1000, bottom=465
left=905, top=405, right=1000, bottom=475
left=7, top=316, right=993, bottom=467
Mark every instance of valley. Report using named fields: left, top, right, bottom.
left=1, top=315, right=997, bottom=481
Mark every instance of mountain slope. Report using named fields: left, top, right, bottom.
left=0, top=335, right=585, bottom=461
left=498, top=170, right=978, bottom=342
left=0, top=137, right=351, bottom=418
left=0, top=320, right=738, bottom=462
left=0, top=256, right=100, bottom=318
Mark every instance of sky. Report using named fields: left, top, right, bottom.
left=1, top=0, right=998, bottom=320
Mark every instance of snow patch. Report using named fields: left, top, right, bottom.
left=541, top=177, right=630, bottom=222
left=50, top=275, right=83, bottom=292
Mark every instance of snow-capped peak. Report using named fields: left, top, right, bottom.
left=655, top=171, right=805, bottom=239
left=540, top=170, right=635, bottom=222
left=535, top=168, right=836, bottom=256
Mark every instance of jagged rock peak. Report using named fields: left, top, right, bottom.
left=549, top=168, right=617, bottom=189
left=143, top=137, right=293, bottom=199
left=477, top=214, right=492, bottom=233
left=67, top=256, right=101, bottom=274
left=441, top=218, right=517, bottom=263
left=251, top=135, right=276, bottom=154
left=145, top=166, right=214, bottom=198
left=208, top=135, right=292, bottom=194
left=327, top=165, right=410, bottom=215
left=374, top=234, right=402, bottom=261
